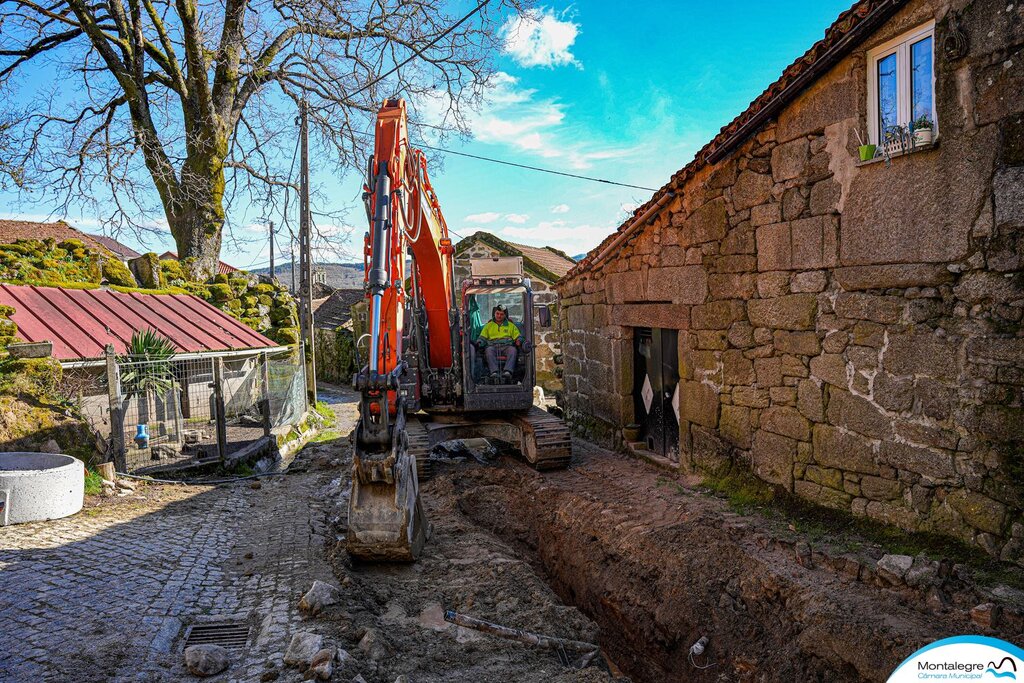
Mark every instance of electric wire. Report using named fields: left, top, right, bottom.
left=415, top=142, right=659, bottom=192
left=346, top=126, right=658, bottom=192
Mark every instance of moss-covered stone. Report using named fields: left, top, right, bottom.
left=209, top=283, right=233, bottom=301
left=101, top=257, right=137, bottom=287
left=160, top=258, right=186, bottom=282
left=273, top=326, right=300, bottom=345
left=128, top=253, right=163, bottom=289
left=270, top=304, right=297, bottom=323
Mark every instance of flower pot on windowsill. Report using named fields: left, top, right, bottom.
left=913, top=128, right=933, bottom=146
left=622, top=424, right=641, bottom=442
left=858, top=144, right=877, bottom=161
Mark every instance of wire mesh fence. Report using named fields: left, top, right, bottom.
left=77, top=345, right=308, bottom=475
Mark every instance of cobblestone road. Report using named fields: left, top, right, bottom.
left=0, top=387, right=356, bottom=683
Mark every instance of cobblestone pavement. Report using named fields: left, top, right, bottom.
left=0, top=386, right=357, bottom=683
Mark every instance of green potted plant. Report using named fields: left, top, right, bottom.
left=912, top=114, right=933, bottom=146
left=855, top=127, right=876, bottom=161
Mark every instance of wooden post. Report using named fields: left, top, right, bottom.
left=104, top=345, right=126, bottom=472
left=260, top=351, right=272, bottom=437
left=97, top=462, right=115, bottom=482
left=213, top=358, right=228, bottom=462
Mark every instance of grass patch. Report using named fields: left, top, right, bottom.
left=231, top=462, right=256, bottom=477
left=313, top=400, right=336, bottom=427
left=700, top=467, right=776, bottom=512
left=311, top=429, right=341, bottom=444
left=84, top=468, right=103, bottom=495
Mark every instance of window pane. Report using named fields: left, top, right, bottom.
left=911, top=37, right=933, bottom=123
left=877, top=52, right=898, bottom=135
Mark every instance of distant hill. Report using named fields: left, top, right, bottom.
left=572, top=253, right=585, bottom=261
left=252, top=262, right=364, bottom=291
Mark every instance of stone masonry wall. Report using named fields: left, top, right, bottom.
left=557, top=0, right=1024, bottom=561
left=455, top=241, right=563, bottom=392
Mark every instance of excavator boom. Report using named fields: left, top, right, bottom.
left=347, top=99, right=571, bottom=563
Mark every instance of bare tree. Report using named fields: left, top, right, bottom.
left=0, top=0, right=520, bottom=277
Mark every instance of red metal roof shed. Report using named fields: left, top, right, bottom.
left=0, top=284, right=280, bottom=362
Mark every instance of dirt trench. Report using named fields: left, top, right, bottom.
left=450, top=443, right=999, bottom=683
left=326, top=426, right=1019, bottom=683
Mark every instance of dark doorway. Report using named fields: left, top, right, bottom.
left=632, top=327, right=680, bottom=462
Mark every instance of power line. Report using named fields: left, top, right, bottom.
left=348, top=0, right=491, bottom=99
left=346, top=126, right=657, bottom=192
left=416, top=143, right=659, bottom=192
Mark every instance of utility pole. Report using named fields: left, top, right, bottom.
left=268, top=220, right=275, bottom=279
left=289, top=226, right=297, bottom=293
left=298, top=100, right=317, bottom=404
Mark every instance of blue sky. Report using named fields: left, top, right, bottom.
left=0, top=0, right=854, bottom=267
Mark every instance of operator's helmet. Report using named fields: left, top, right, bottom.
left=492, top=304, right=508, bottom=318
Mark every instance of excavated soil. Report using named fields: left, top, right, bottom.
left=325, top=432, right=1023, bottom=682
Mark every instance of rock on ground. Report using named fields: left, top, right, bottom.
left=183, top=644, right=230, bottom=677
left=877, top=554, right=914, bottom=583
left=309, top=647, right=335, bottom=680
left=284, top=631, right=324, bottom=668
left=299, top=580, right=341, bottom=616
left=357, top=628, right=390, bottom=661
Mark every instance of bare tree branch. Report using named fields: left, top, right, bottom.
left=1, top=0, right=527, bottom=277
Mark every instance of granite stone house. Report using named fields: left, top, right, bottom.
left=455, top=231, right=575, bottom=393
left=556, top=0, right=1023, bottom=560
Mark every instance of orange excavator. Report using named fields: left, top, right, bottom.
left=347, top=99, right=571, bottom=561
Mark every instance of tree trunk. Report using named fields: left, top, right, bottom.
left=167, top=159, right=226, bottom=281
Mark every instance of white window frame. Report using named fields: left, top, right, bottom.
left=866, top=21, right=936, bottom=145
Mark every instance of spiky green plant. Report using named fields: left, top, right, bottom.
left=120, top=328, right=178, bottom=397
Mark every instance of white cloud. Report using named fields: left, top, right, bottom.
left=464, top=212, right=502, bottom=224
left=495, top=218, right=617, bottom=256
left=504, top=213, right=529, bottom=224
left=550, top=204, right=570, bottom=214
left=620, top=202, right=640, bottom=214
left=469, top=72, right=633, bottom=170
left=501, top=8, right=581, bottom=69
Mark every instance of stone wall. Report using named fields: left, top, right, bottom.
left=557, top=0, right=1024, bottom=560
left=454, top=241, right=563, bottom=392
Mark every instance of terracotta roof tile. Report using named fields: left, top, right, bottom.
left=0, top=219, right=108, bottom=254
left=505, top=241, right=576, bottom=279
left=455, top=232, right=576, bottom=283
left=86, top=233, right=142, bottom=260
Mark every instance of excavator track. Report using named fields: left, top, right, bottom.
left=406, top=414, right=434, bottom=481
left=409, top=407, right=571, bottom=481
left=511, top=406, right=573, bottom=470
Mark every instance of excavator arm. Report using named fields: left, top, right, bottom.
left=348, top=99, right=454, bottom=561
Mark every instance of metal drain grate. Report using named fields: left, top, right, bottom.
left=183, top=622, right=251, bottom=650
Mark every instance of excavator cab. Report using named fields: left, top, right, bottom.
left=461, top=257, right=535, bottom=412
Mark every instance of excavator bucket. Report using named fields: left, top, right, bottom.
left=347, top=426, right=428, bottom=562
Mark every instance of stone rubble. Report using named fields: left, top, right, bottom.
left=299, top=580, right=341, bottom=616
left=284, top=631, right=324, bottom=668
left=183, top=644, right=230, bottom=677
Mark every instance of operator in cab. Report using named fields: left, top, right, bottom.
left=475, top=304, right=523, bottom=383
